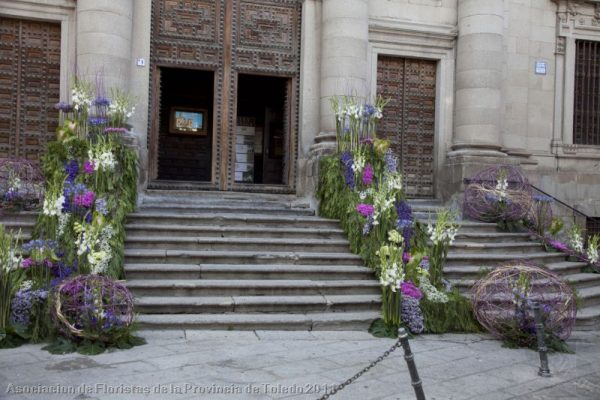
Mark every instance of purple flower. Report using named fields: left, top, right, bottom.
left=362, top=164, right=374, bottom=186
left=402, top=252, right=411, bottom=264
left=396, top=200, right=414, bottom=250
left=384, top=150, right=398, bottom=173
left=401, top=296, right=424, bottom=334
left=104, top=127, right=128, bottom=134
left=363, top=104, right=377, bottom=117
left=73, top=190, right=95, bottom=208
left=401, top=281, right=423, bottom=300
left=88, top=116, right=108, bottom=126
left=340, top=151, right=355, bottom=190
left=94, top=97, right=110, bottom=107
left=419, top=256, right=430, bottom=271
left=548, top=240, right=568, bottom=252
left=64, top=160, right=79, bottom=182
left=95, top=197, right=108, bottom=215
left=360, top=137, right=374, bottom=146
left=83, top=161, right=95, bottom=174
left=21, top=258, right=34, bottom=269
left=54, top=102, right=74, bottom=113
left=10, top=289, right=47, bottom=326
left=356, top=203, right=375, bottom=217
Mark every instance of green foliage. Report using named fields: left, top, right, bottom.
left=369, top=318, right=403, bottom=339
left=420, top=290, right=483, bottom=334
left=0, top=326, right=28, bottom=349
left=0, top=225, right=24, bottom=331
left=42, top=334, right=146, bottom=355
left=501, top=333, right=573, bottom=353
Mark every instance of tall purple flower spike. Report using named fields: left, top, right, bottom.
left=471, top=261, right=577, bottom=342
left=463, top=165, right=533, bottom=222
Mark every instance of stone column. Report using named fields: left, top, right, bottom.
left=76, top=0, right=134, bottom=91
left=319, top=0, right=369, bottom=133
left=452, top=0, right=505, bottom=156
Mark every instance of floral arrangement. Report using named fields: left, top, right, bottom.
left=463, top=165, right=532, bottom=227
left=53, top=275, right=134, bottom=343
left=0, top=159, right=45, bottom=211
left=0, top=225, right=24, bottom=340
left=530, top=195, right=553, bottom=236
left=1, top=77, right=141, bottom=352
left=471, top=262, right=577, bottom=350
left=318, top=96, right=479, bottom=335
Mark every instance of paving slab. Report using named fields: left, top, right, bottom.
left=1, top=331, right=600, bottom=400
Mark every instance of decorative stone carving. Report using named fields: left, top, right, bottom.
left=556, top=36, right=567, bottom=54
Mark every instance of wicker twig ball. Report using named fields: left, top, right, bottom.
left=463, top=165, right=532, bottom=222
left=53, top=275, right=134, bottom=342
left=471, top=261, right=576, bottom=344
left=0, top=158, right=44, bottom=210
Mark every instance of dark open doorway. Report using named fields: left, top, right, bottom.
left=157, top=68, right=214, bottom=182
left=235, top=74, right=288, bottom=185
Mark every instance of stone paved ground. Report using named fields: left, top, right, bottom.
left=1, top=330, right=599, bottom=400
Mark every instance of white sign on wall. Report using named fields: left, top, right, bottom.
left=535, top=61, right=547, bottom=75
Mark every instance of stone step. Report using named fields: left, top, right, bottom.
left=138, top=203, right=315, bottom=216
left=124, top=263, right=374, bottom=280
left=135, top=311, right=380, bottom=330
left=0, top=211, right=37, bottom=224
left=124, top=224, right=346, bottom=239
left=444, top=252, right=566, bottom=267
left=124, top=236, right=350, bottom=253
left=126, top=213, right=341, bottom=229
left=124, top=249, right=364, bottom=266
left=545, top=261, right=587, bottom=276
left=449, top=241, right=543, bottom=254
left=134, top=294, right=381, bottom=314
left=574, top=305, right=600, bottom=330
left=450, top=272, right=600, bottom=293
left=418, top=220, right=504, bottom=234
left=126, top=279, right=381, bottom=297
left=143, top=189, right=298, bottom=203
left=453, top=232, right=533, bottom=243
left=578, top=286, right=600, bottom=308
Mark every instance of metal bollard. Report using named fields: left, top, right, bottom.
left=532, top=303, right=552, bottom=377
left=398, top=328, right=426, bottom=400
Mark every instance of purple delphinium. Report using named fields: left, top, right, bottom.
left=402, top=252, right=411, bottom=264
left=88, top=116, right=108, bottom=126
left=22, top=239, right=58, bottom=253
left=54, top=102, right=74, bottom=113
left=401, top=281, right=423, bottom=300
left=401, top=297, right=424, bottom=334
left=356, top=203, right=375, bottom=217
left=419, top=256, right=430, bottom=271
left=384, top=150, right=398, bottom=173
left=94, top=97, right=111, bottom=107
left=396, top=200, right=414, bottom=250
left=95, top=197, right=108, bottom=215
left=363, top=104, right=376, bottom=118
left=64, top=160, right=79, bottom=183
left=362, top=164, right=374, bottom=186
left=83, top=161, right=95, bottom=174
left=50, top=261, right=77, bottom=287
left=21, top=258, right=34, bottom=269
left=340, top=151, right=355, bottom=190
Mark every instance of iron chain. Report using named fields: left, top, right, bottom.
left=316, top=339, right=402, bottom=400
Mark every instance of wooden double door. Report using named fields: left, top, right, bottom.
left=149, top=0, right=301, bottom=192
left=0, top=17, right=60, bottom=163
left=377, top=56, right=437, bottom=198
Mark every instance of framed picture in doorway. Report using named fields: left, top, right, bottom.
left=169, top=107, right=208, bottom=135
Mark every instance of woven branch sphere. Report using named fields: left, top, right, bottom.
left=0, top=158, right=44, bottom=209
left=471, top=261, right=576, bottom=342
left=53, top=275, right=134, bottom=342
left=463, top=165, right=532, bottom=222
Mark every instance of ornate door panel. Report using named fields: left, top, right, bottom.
left=377, top=56, right=436, bottom=198
left=0, top=17, right=60, bottom=163
left=150, top=0, right=301, bottom=191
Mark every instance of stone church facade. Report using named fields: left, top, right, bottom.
left=1, top=0, right=600, bottom=217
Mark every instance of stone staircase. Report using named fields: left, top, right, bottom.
left=412, top=203, right=600, bottom=331
left=123, top=190, right=380, bottom=330
left=1, top=196, right=598, bottom=332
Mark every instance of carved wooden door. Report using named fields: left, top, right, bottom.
left=150, top=0, right=301, bottom=191
left=0, top=17, right=60, bottom=163
left=376, top=56, right=436, bottom=198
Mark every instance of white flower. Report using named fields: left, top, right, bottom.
left=20, top=280, right=33, bottom=291
left=419, top=277, right=448, bottom=303
left=57, top=213, right=70, bottom=237
left=43, top=194, right=65, bottom=217
left=587, top=246, right=599, bottom=264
